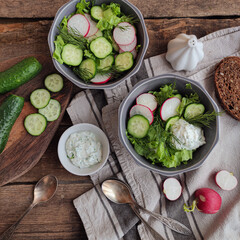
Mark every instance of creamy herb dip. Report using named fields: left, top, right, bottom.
left=65, top=131, right=102, bottom=168
left=171, top=119, right=206, bottom=150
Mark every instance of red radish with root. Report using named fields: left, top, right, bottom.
left=215, top=170, right=238, bottom=190
left=163, top=178, right=182, bottom=201
left=67, top=14, right=90, bottom=37
left=136, top=93, right=158, bottom=112
left=184, top=188, right=222, bottom=214
left=130, top=104, right=154, bottom=125
left=160, top=97, right=181, bottom=121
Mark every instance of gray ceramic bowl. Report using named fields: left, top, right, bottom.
left=48, top=0, right=149, bottom=89
left=118, top=74, right=220, bottom=176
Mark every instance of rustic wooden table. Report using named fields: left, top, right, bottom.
left=0, top=0, right=240, bottom=239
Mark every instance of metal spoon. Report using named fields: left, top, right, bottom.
left=102, top=179, right=192, bottom=237
left=0, top=175, right=58, bottom=240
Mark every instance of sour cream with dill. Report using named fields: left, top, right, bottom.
left=171, top=119, right=206, bottom=150
left=65, top=131, right=102, bottom=168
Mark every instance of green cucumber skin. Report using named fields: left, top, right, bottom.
left=0, top=57, right=42, bottom=94
left=0, top=95, right=24, bottom=153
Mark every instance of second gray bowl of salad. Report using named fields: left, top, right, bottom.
left=118, top=74, right=220, bottom=176
left=48, top=0, right=149, bottom=89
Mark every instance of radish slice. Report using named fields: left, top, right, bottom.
left=113, top=22, right=136, bottom=46
left=136, top=93, right=158, bottom=112
left=119, top=48, right=137, bottom=59
left=160, top=97, right=181, bottom=121
left=85, top=14, right=99, bottom=37
left=215, top=170, right=238, bottom=190
left=131, top=48, right=137, bottom=59
left=119, top=36, right=137, bottom=52
left=90, top=74, right=111, bottom=84
left=68, top=14, right=90, bottom=37
left=163, top=178, right=182, bottom=201
left=130, top=104, right=154, bottom=125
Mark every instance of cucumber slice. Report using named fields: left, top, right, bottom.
left=115, top=52, right=134, bottom=71
left=44, top=74, right=63, bottom=92
left=90, top=37, right=113, bottom=59
left=165, top=116, right=180, bottom=131
left=38, top=99, right=61, bottom=122
left=90, top=6, right=103, bottom=21
left=127, top=115, right=149, bottom=138
left=30, top=89, right=51, bottom=109
left=24, top=113, right=47, bottom=136
left=184, top=103, right=205, bottom=119
left=79, top=59, right=97, bottom=80
left=97, top=55, right=114, bottom=71
left=61, top=44, right=83, bottom=66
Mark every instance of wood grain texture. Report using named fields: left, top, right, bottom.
left=1, top=0, right=240, bottom=18
left=1, top=18, right=240, bottom=62
left=0, top=183, right=90, bottom=239
left=0, top=55, right=73, bottom=186
left=1, top=3, right=240, bottom=238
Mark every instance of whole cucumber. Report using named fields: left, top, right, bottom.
left=0, top=57, right=42, bottom=94
left=0, top=95, right=24, bottom=154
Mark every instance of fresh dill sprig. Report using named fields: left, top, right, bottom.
left=73, top=67, right=93, bottom=83
left=121, top=15, right=139, bottom=25
left=97, top=65, right=124, bottom=79
left=117, top=25, right=130, bottom=31
left=58, top=27, right=87, bottom=50
left=186, top=111, right=222, bottom=128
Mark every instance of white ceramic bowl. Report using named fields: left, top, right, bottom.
left=58, top=123, right=110, bottom=176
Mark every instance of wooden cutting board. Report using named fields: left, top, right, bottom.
left=0, top=55, right=73, bottom=186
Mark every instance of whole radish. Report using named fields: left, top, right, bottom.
left=184, top=188, right=222, bottom=214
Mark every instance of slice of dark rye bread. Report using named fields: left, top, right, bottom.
left=214, top=56, right=240, bottom=121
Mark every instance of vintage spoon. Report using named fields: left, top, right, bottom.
left=0, top=175, right=58, bottom=240
left=102, top=179, right=192, bottom=236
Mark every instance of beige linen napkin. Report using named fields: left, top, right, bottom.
left=67, top=26, right=240, bottom=240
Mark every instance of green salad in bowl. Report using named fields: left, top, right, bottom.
left=52, top=0, right=141, bottom=85
left=126, top=83, right=220, bottom=168
left=118, top=74, right=220, bottom=176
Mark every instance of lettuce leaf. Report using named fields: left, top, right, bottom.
left=97, top=3, right=137, bottom=31
left=97, top=8, right=121, bottom=31
left=101, top=3, right=121, bottom=16
left=127, top=115, right=193, bottom=168
left=177, top=92, right=200, bottom=115
left=60, top=13, right=74, bottom=30
left=151, top=84, right=178, bottom=106
left=76, top=0, right=90, bottom=14
left=53, top=35, right=65, bottom=64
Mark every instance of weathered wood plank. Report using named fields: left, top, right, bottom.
left=0, top=183, right=90, bottom=239
left=1, top=18, right=240, bottom=63
left=1, top=0, right=240, bottom=18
